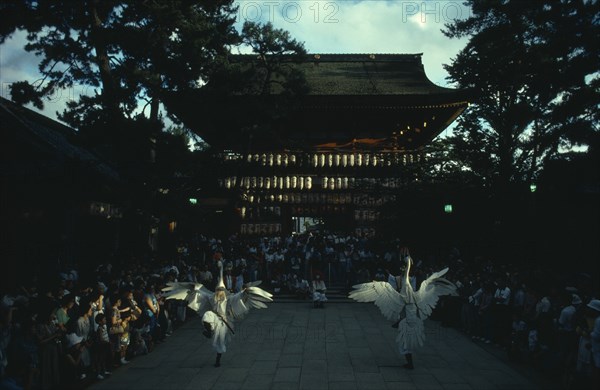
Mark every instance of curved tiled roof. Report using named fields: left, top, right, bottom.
left=230, top=53, right=457, bottom=96
left=0, top=97, right=119, bottom=180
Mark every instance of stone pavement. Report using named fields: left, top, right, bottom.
left=90, top=303, right=557, bottom=390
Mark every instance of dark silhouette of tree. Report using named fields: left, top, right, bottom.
left=1, top=2, right=307, bottom=171
left=2, top=1, right=238, bottom=124
left=442, top=0, right=599, bottom=192
left=1, top=0, right=241, bottom=171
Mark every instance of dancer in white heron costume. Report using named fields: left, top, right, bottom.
left=162, top=260, right=273, bottom=367
left=349, top=255, right=457, bottom=369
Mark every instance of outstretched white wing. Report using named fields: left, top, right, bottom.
left=349, top=282, right=405, bottom=321
left=227, top=281, right=273, bottom=321
left=162, top=282, right=214, bottom=312
left=414, top=268, right=458, bottom=320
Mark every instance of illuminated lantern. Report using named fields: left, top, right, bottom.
left=299, top=176, right=304, bottom=190
left=357, top=154, right=363, bottom=166
left=241, top=207, right=246, bottom=219
left=279, top=177, right=284, bottom=189
left=268, top=154, right=274, bottom=166
left=320, top=154, right=325, bottom=167
left=329, top=179, right=335, bottom=190
left=349, top=154, right=355, bottom=166
left=372, top=155, right=378, bottom=166
left=342, top=154, right=348, bottom=167
left=312, top=154, right=318, bottom=167
left=292, top=176, right=297, bottom=189
left=247, top=154, right=252, bottom=163
left=258, top=177, right=264, bottom=188
left=343, top=177, right=348, bottom=189
left=364, top=154, right=370, bottom=166
left=335, top=154, right=341, bottom=167
left=306, top=177, right=312, bottom=190
left=322, top=176, right=328, bottom=188
left=276, top=154, right=282, bottom=166
left=225, top=178, right=232, bottom=189
left=265, top=177, right=271, bottom=189
left=290, top=154, right=296, bottom=165
left=336, top=177, right=342, bottom=189
left=285, top=176, right=290, bottom=189
left=261, top=154, right=267, bottom=165
left=328, top=154, right=333, bottom=167
left=251, top=177, right=257, bottom=188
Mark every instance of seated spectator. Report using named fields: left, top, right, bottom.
left=198, top=265, right=213, bottom=290
left=63, top=330, right=86, bottom=383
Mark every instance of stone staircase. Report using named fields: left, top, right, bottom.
left=269, top=283, right=353, bottom=303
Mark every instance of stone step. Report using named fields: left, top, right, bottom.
left=272, top=290, right=353, bottom=303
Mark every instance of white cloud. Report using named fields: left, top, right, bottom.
left=0, top=30, right=81, bottom=123
left=233, top=0, right=470, bottom=86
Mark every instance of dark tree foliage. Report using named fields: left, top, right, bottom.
left=0, top=0, right=240, bottom=170
left=0, top=1, right=307, bottom=169
left=441, top=0, right=599, bottom=191
left=195, top=22, right=307, bottom=152
left=1, top=1, right=238, bottom=122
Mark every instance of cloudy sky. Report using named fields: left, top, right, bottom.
left=0, top=0, right=471, bottom=129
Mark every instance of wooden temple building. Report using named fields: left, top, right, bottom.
left=166, top=54, right=471, bottom=236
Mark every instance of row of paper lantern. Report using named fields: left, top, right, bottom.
left=354, top=210, right=381, bottom=222
left=221, top=176, right=313, bottom=190
left=290, top=205, right=348, bottom=215
left=240, top=192, right=397, bottom=206
left=240, top=223, right=282, bottom=235
left=240, top=206, right=281, bottom=219
left=221, top=176, right=409, bottom=190
left=242, top=152, right=421, bottom=167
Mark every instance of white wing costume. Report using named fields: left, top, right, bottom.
left=349, top=256, right=457, bottom=352
left=162, top=261, right=273, bottom=354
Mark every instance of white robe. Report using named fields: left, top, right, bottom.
left=202, top=298, right=232, bottom=353
left=312, top=280, right=327, bottom=302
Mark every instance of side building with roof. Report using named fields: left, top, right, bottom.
left=0, top=97, right=124, bottom=287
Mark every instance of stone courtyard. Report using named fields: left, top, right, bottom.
left=91, top=302, right=556, bottom=390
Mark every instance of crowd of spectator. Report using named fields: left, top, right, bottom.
left=1, top=230, right=598, bottom=389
